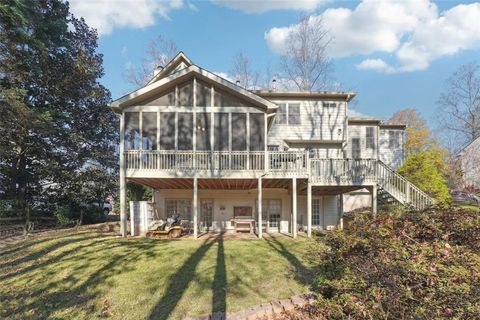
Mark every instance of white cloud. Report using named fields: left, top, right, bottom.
left=265, top=0, right=480, bottom=73
left=120, top=46, right=128, bottom=58
left=356, top=59, right=394, bottom=73
left=69, top=0, right=194, bottom=36
left=211, top=0, right=329, bottom=14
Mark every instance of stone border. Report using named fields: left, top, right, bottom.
left=191, top=292, right=315, bottom=320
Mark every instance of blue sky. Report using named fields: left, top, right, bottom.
left=69, top=0, right=480, bottom=124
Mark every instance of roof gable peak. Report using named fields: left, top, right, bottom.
left=146, top=51, right=193, bottom=85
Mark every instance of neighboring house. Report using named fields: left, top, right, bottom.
left=110, top=52, right=433, bottom=238
left=458, top=137, right=480, bottom=189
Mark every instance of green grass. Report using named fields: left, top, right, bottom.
left=0, top=229, right=315, bottom=319
left=452, top=202, right=480, bottom=212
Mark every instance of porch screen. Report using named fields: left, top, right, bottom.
left=178, top=113, right=193, bottom=150
left=214, top=113, right=229, bottom=151
left=142, top=112, right=157, bottom=150
left=160, top=112, right=175, bottom=150
left=124, top=112, right=140, bottom=150
left=177, top=80, right=193, bottom=107
left=249, top=113, right=264, bottom=151
left=196, top=112, right=211, bottom=151
left=231, top=113, right=247, bottom=151
left=196, top=80, right=211, bottom=107
left=214, top=88, right=244, bottom=107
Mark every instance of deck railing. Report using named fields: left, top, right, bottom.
left=310, top=158, right=377, bottom=184
left=125, top=150, right=435, bottom=210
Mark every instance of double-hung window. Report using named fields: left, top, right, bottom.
left=389, top=130, right=401, bottom=148
left=275, top=103, right=301, bottom=125
left=366, top=127, right=375, bottom=150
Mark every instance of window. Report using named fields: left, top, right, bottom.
left=275, top=103, right=301, bottom=125
left=366, top=127, right=375, bottom=150
left=231, top=113, right=247, bottom=151
left=256, top=199, right=281, bottom=229
left=196, top=80, right=211, bottom=107
left=165, top=199, right=191, bottom=220
left=142, top=112, right=157, bottom=150
left=196, top=112, right=210, bottom=151
left=389, top=130, right=401, bottom=148
left=144, top=87, right=175, bottom=106
left=201, top=199, right=213, bottom=229
left=275, top=103, right=287, bottom=124
left=214, top=88, right=244, bottom=107
left=160, top=112, right=175, bottom=150
left=124, top=112, right=140, bottom=150
left=312, top=199, right=321, bottom=226
left=177, top=113, right=193, bottom=150
left=288, top=103, right=300, bottom=124
left=177, top=81, right=193, bottom=107
left=268, top=145, right=279, bottom=151
left=323, top=102, right=337, bottom=108
left=214, top=113, right=229, bottom=151
left=249, top=113, right=265, bottom=151
left=352, top=138, right=361, bottom=158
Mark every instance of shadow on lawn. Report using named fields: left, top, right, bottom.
left=212, top=235, right=227, bottom=314
left=147, top=238, right=216, bottom=320
left=264, top=236, right=314, bottom=287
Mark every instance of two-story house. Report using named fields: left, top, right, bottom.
left=110, top=52, right=433, bottom=238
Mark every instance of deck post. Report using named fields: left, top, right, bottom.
left=119, top=113, right=127, bottom=237
left=193, top=177, right=198, bottom=239
left=292, top=177, right=297, bottom=239
left=339, top=193, right=344, bottom=230
left=307, top=181, right=312, bottom=238
left=371, top=185, right=377, bottom=218
left=258, top=177, right=263, bottom=239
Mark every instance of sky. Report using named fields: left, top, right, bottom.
left=69, top=0, right=480, bottom=123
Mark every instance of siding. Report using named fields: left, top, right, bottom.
left=379, top=128, right=405, bottom=168
left=346, top=124, right=378, bottom=159
left=343, top=190, right=372, bottom=212
left=460, top=138, right=480, bottom=188
left=267, top=100, right=347, bottom=147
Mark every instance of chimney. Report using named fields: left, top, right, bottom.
left=272, top=78, right=277, bottom=91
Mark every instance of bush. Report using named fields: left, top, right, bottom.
left=300, top=208, right=480, bottom=319
left=54, top=203, right=106, bottom=227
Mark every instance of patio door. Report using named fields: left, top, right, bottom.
left=201, top=199, right=213, bottom=231
left=312, top=198, right=323, bottom=229
left=257, top=199, right=281, bottom=232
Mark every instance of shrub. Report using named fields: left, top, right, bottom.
left=54, top=203, right=105, bottom=227
left=300, top=208, right=480, bottom=319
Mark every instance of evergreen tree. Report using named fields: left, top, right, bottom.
left=0, top=0, right=118, bottom=218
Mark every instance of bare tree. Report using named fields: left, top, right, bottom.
left=280, top=14, right=333, bottom=91
left=123, top=35, right=178, bottom=88
left=230, top=50, right=260, bottom=89
left=437, top=62, right=480, bottom=147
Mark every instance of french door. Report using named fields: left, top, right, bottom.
left=201, top=199, right=213, bottom=231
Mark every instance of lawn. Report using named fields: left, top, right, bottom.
left=0, top=228, right=315, bottom=319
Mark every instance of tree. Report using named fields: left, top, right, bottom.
left=397, top=150, right=451, bottom=205
left=0, top=0, right=117, bottom=219
left=437, top=62, right=480, bottom=148
left=230, top=50, right=260, bottom=89
left=123, top=35, right=177, bottom=88
left=388, top=108, right=434, bottom=156
left=280, top=14, right=332, bottom=91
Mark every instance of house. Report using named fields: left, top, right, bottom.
left=458, top=137, right=480, bottom=189
left=110, top=52, right=434, bottom=238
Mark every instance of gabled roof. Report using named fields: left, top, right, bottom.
left=110, top=62, right=278, bottom=113
left=146, top=52, right=193, bottom=85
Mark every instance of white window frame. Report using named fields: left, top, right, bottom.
left=274, top=102, right=301, bottom=125
left=366, top=127, right=375, bottom=150
left=165, top=199, right=192, bottom=220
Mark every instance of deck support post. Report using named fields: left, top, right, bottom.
left=339, top=193, right=344, bottom=230
left=307, top=181, right=312, bottom=238
left=292, top=178, right=297, bottom=239
left=119, top=114, right=127, bottom=237
left=371, top=185, right=377, bottom=218
left=193, top=177, right=198, bottom=239
left=258, top=177, right=263, bottom=239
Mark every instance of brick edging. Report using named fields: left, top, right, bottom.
left=192, top=292, right=315, bottom=320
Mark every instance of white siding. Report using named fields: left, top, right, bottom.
left=460, top=138, right=480, bottom=188
left=268, top=100, right=347, bottom=147
left=346, top=124, right=378, bottom=159
left=343, top=190, right=371, bottom=212
left=379, top=128, right=405, bottom=168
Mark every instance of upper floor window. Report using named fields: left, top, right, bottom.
left=125, top=112, right=140, bottom=150
left=389, top=130, right=401, bottom=148
left=351, top=138, right=361, bottom=158
left=323, top=102, right=337, bottom=108
left=275, top=103, right=300, bottom=125
left=366, top=127, right=375, bottom=150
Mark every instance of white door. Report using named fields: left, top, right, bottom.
left=201, top=199, right=213, bottom=231
left=312, top=198, right=323, bottom=229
